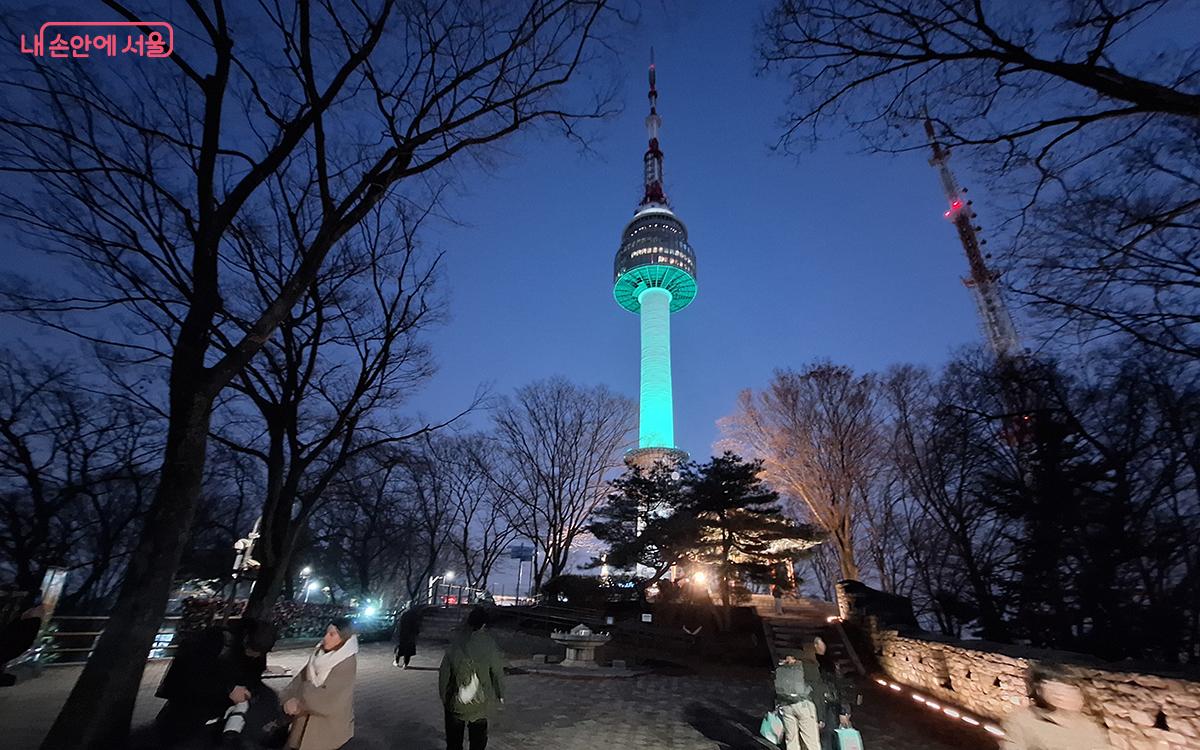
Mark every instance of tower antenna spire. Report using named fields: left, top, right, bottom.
left=642, top=49, right=666, bottom=206
left=925, top=117, right=1021, bottom=359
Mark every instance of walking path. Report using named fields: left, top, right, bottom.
left=2, top=637, right=996, bottom=750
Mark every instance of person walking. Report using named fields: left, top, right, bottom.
left=812, top=637, right=851, bottom=749
left=774, top=654, right=821, bottom=750
left=1001, top=666, right=1111, bottom=750
left=394, top=604, right=422, bottom=669
left=280, top=617, right=359, bottom=750
left=772, top=584, right=785, bottom=616
left=438, top=606, right=505, bottom=750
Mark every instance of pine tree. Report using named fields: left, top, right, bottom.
left=588, top=462, right=697, bottom=584
left=685, top=452, right=822, bottom=606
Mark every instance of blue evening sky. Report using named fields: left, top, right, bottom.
left=409, top=2, right=992, bottom=457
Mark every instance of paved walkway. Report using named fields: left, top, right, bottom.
left=1, top=640, right=996, bottom=750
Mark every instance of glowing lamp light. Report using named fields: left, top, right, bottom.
left=889, top=683, right=902, bottom=692
left=984, top=725, right=1006, bottom=737
left=926, top=700, right=941, bottom=710
left=875, top=678, right=887, bottom=686
left=306, top=582, right=319, bottom=592
left=693, top=571, right=707, bottom=584
left=444, top=571, right=455, bottom=581
left=912, top=694, right=925, bottom=702
left=363, top=606, right=378, bottom=618
left=944, top=708, right=961, bottom=718
left=962, top=717, right=981, bottom=726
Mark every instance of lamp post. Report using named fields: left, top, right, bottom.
left=427, top=571, right=455, bottom=606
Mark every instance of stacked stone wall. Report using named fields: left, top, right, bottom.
left=837, top=581, right=1200, bottom=750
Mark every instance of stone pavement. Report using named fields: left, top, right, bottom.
left=0, top=642, right=998, bottom=749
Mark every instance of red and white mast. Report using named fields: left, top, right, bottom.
left=641, top=50, right=667, bottom=207
left=925, top=119, right=1022, bottom=359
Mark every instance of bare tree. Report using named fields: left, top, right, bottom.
left=491, top=378, right=635, bottom=591
left=441, top=435, right=519, bottom=591
left=0, top=2, right=620, bottom=744
left=213, top=203, right=458, bottom=619
left=309, top=454, right=412, bottom=606
left=759, top=0, right=1200, bottom=357
left=881, top=361, right=1009, bottom=638
left=394, top=437, right=458, bottom=602
left=721, top=363, right=885, bottom=581
left=0, top=352, right=157, bottom=608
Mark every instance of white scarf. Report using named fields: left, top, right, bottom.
left=304, top=634, right=359, bottom=688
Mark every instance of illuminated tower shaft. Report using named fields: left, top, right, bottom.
left=613, top=57, right=697, bottom=469
left=925, top=120, right=1021, bottom=359
left=638, top=287, right=675, bottom=447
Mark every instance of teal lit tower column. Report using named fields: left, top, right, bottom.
left=613, top=58, right=696, bottom=470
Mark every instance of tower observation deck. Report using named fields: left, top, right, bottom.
left=613, top=57, right=696, bottom=470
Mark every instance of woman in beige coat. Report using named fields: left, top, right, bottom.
left=280, top=617, right=358, bottom=750
left=1001, top=666, right=1111, bottom=750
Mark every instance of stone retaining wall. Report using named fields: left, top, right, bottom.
left=837, top=582, right=1200, bottom=749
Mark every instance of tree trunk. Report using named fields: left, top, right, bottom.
left=244, top=555, right=292, bottom=620
left=41, top=386, right=215, bottom=749
left=244, top=422, right=290, bottom=619
left=835, top=516, right=860, bottom=581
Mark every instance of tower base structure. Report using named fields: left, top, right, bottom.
left=625, top=446, right=689, bottom=473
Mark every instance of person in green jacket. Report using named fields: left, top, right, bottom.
left=438, top=606, right=505, bottom=750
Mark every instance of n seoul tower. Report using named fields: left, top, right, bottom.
left=613, top=56, right=697, bottom=470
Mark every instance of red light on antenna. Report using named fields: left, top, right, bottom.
left=952, top=200, right=962, bottom=210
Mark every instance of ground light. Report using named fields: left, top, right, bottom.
left=875, top=677, right=1005, bottom=738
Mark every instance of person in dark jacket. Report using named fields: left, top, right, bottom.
left=154, top=617, right=277, bottom=747
left=0, top=601, right=44, bottom=687
left=394, top=605, right=422, bottom=669
left=438, top=606, right=505, bottom=750
left=812, top=637, right=851, bottom=749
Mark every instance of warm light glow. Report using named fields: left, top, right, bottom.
left=692, top=571, right=707, bottom=584
left=962, top=717, right=980, bottom=726
left=944, top=708, right=960, bottom=718
left=826, top=615, right=840, bottom=623
left=875, top=678, right=887, bottom=686
left=926, top=700, right=941, bottom=710
left=912, top=694, right=925, bottom=702
left=984, top=725, right=1005, bottom=737
left=889, top=683, right=902, bottom=692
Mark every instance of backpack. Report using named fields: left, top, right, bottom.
left=774, top=662, right=811, bottom=704
left=454, top=652, right=484, bottom=706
